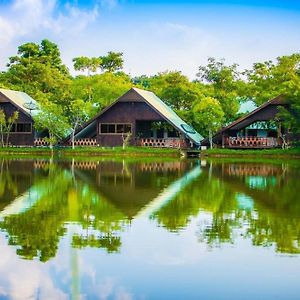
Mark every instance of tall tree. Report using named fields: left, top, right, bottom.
left=196, top=58, right=244, bottom=123
left=0, top=110, right=19, bottom=147
left=34, top=101, right=69, bottom=150
left=66, top=99, right=93, bottom=149
left=71, top=72, right=132, bottom=114
left=2, top=39, right=72, bottom=106
left=73, top=56, right=102, bottom=76
left=100, top=51, right=124, bottom=73
left=193, top=96, right=224, bottom=148
left=244, top=54, right=300, bottom=134
left=146, top=71, right=203, bottom=111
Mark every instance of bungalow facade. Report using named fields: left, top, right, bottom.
left=202, top=95, right=290, bottom=149
left=0, top=88, right=44, bottom=146
left=70, top=88, right=203, bottom=148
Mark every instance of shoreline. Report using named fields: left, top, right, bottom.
left=0, top=146, right=299, bottom=159
left=201, top=148, right=300, bottom=158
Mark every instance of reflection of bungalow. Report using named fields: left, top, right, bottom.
left=69, top=88, right=203, bottom=148
left=0, top=89, right=45, bottom=146
left=73, top=161, right=200, bottom=219
left=202, top=95, right=291, bottom=148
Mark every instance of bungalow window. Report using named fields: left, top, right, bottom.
left=100, top=124, right=115, bottom=133
left=100, top=123, right=132, bottom=134
left=10, top=123, right=32, bottom=133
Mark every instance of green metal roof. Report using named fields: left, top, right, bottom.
left=132, top=88, right=203, bottom=145
left=0, top=88, right=40, bottom=117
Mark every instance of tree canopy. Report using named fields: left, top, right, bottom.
left=1, top=39, right=300, bottom=144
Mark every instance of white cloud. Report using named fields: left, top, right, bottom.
left=0, top=17, right=15, bottom=45
left=0, top=235, right=68, bottom=300
left=121, top=21, right=219, bottom=78
left=0, top=0, right=99, bottom=68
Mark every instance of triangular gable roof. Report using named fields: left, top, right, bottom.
left=0, top=88, right=40, bottom=118
left=74, top=87, right=203, bottom=145
left=201, top=95, right=286, bottom=144
left=132, top=88, right=203, bottom=144
left=219, top=95, right=286, bottom=133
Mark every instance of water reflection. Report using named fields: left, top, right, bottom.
left=0, top=159, right=196, bottom=261
left=0, top=158, right=299, bottom=264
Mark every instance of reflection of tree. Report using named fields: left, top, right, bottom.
left=72, top=235, right=121, bottom=253
left=152, top=172, right=237, bottom=235
left=0, top=165, right=70, bottom=261
left=247, top=214, right=300, bottom=254
left=0, top=162, right=128, bottom=261
left=0, top=159, right=29, bottom=207
left=200, top=163, right=300, bottom=253
left=153, top=161, right=300, bottom=254
left=69, top=183, right=128, bottom=253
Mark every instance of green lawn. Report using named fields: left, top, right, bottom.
left=0, top=146, right=180, bottom=158
left=0, top=146, right=300, bottom=159
left=202, top=147, right=300, bottom=157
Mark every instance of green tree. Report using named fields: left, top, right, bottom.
left=2, top=39, right=71, bottom=106
left=100, top=51, right=124, bottom=73
left=193, top=97, right=224, bottom=148
left=73, top=56, right=102, bottom=76
left=0, top=109, right=19, bottom=147
left=34, top=102, right=69, bottom=150
left=67, top=99, right=93, bottom=149
left=196, top=58, right=243, bottom=123
left=244, top=54, right=300, bottom=134
left=71, top=72, right=132, bottom=114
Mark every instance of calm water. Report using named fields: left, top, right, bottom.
left=0, top=157, right=299, bottom=300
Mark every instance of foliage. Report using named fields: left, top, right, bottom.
left=137, top=71, right=203, bottom=112
left=196, top=57, right=244, bottom=122
left=71, top=72, right=132, bottom=114
left=1, top=39, right=300, bottom=141
left=0, top=109, right=19, bottom=147
left=100, top=51, right=124, bottom=73
left=66, top=98, right=93, bottom=149
left=1, top=39, right=72, bottom=106
left=34, top=101, right=69, bottom=148
left=73, top=56, right=102, bottom=75
left=193, top=96, right=224, bottom=148
left=243, top=54, right=300, bottom=133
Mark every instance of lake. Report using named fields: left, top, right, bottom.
left=0, top=157, right=299, bottom=300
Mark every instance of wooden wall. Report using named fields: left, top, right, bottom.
left=0, top=102, right=35, bottom=146
left=96, top=101, right=165, bottom=147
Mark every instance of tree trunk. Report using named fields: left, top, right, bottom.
left=5, top=127, right=11, bottom=147
left=0, top=125, right=3, bottom=147
left=209, top=128, right=213, bottom=149
left=71, top=129, right=75, bottom=150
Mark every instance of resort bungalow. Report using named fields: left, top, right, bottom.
left=202, top=95, right=290, bottom=149
left=70, top=87, right=203, bottom=148
left=0, top=88, right=45, bottom=146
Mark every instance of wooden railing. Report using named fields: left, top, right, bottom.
left=70, top=139, right=98, bottom=146
left=34, top=138, right=49, bottom=146
left=137, top=138, right=188, bottom=148
left=226, top=137, right=279, bottom=148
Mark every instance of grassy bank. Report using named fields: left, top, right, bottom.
left=202, top=147, right=300, bottom=158
left=1, top=146, right=300, bottom=159
left=0, top=146, right=180, bottom=158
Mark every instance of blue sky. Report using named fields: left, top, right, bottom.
left=0, top=0, right=300, bottom=78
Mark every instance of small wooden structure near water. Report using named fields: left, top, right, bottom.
left=0, top=88, right=46, bottom=146
left=68, top=88, right=203, bottom=149
left=201, top=95, right=291, bottom=149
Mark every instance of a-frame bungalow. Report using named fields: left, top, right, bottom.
left=70, top=87, right=203, bottom=148
left=0, top=88, right=45, bottom=146
left=201, top=95, right=291, bottom=149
